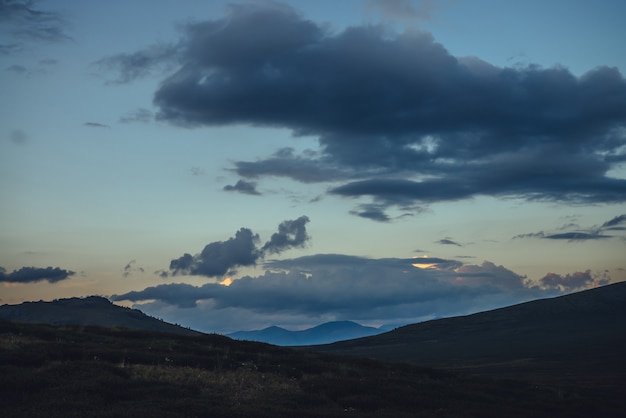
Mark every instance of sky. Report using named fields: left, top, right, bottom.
left=1, top=0, right=625, bottom=334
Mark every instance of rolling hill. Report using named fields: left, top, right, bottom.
left=308, top=282, right=626, bottom=395
left=0, top=296, right=200, bottom=337
left=228, top=320, right=383, bottom=345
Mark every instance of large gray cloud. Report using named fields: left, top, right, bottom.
left=167, top=216, right=310, bottom=278
left=99, top=3, right=626, bottom=219
left=540, top=270, right=610, bottom=292
left=0, top=266, right=75, bottom=283
left=169, top=227, right=262, bottom=277
left=111, top=253, right=606, bottom=333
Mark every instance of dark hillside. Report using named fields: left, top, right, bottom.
left=309, top=282, right=626, bottom=396
left=0, top=296, right=200, bottom=337
left=1, top=319, right=623, bottom=417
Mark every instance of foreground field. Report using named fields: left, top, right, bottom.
left=1, top=319, right=622, bottom=417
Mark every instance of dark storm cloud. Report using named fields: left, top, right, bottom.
left=261, top=216, right=310, bottom=254
left=100, top=2, right=626, bottom=220
left=169, top=228, right=261, bottom=277
left=515, top=214, right=626, bottom=242
left=0, top=266, right=75, bottom=283
left=223, top=179, right=260, bottom=195
left=111, top=255, right=556, bottom=329
left=168, top=216, right=310, bottom=277
left=232, top=147, right=353, bottom=183
left=0, top=0, right=70, bottom=43
left=540, top=270, right=610, bottom=292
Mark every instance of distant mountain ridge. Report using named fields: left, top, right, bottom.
left=0, top=296, right=201, bottom=336
left=228, top=320, right=384, bottom=345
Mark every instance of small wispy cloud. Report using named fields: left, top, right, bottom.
left=223, top=179, right=261, bottom=195
left=435, top=238, right=462, bottom=247
left=513, top=214, right=626, bottom=242
left=84, top=122, right=110, bottom=128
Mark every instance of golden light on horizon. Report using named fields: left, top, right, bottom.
left=411, top=255, right=438, bottom=269
left=219, top=277, right=233, bottom=286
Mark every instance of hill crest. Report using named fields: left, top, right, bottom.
left=0, top=296, right=200, bottom=336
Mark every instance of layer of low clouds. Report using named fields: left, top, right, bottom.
left=540, top=270, right=610, bottom=292
left=0, top=266, right=75, bottom=283
left=96, top=2, right=626, bottom=220
left=111, top=252, right=606, bottom=333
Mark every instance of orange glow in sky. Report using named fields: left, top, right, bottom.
left=219, top=277, right=233, bottom=286
left=411, top=255, right=437, bottom=270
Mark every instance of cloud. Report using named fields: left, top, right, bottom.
left=169, top=228, right=261, bottom=277
left=540, top=270, right=610, bottom=292
left=0, top=0, right=71, bottom=44
left=0, top=266, right=75, bottom=283
left=97, top=2, right=625, bottom=220
left=93, top=43, right=178, bottom=84
left=232, top=147, right=353, bottom=183
left=349, top=204, right=391, bottom=222
left=119, top=108, right=153, bottom=124
left=366, top=0, right=437, bottom=22
left=543, top=232, right=611, bottom=241
left=601, top=214, right=626, bottom=230
left=83, top=122, right=109, bottom=128
left=111, top=253, right=582, bottom=333
left=168, top=216, right=310, bottom=278
left=261, top=215, right=310, bottom=254
left=223, top=179, right=260, bottom=195
left=0, top=43, right=22, bottom=55
left=122, top=259, right=144, bottom=278
left=5, top=64, right=26, bottom=74
left=39, top=58, right=57, bottom=66
left=514, top=214, right=626, bottom=242
left=436, top=238, right=462, bottom=246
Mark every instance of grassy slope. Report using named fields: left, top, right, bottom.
left=308, top=282, right=626, bottom=397
left=0, top=296, right=200, bottom=337
left=1, top=319, right=622, bottom=417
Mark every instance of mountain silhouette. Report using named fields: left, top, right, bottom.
left=229, top=320, right=383, bottom=345
left=308, top=282, right=626, bottom=393
left=0, top=296, right=200, bottom=336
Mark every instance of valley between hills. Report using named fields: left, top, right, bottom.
left=1, top=282, right=625, bottom=417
